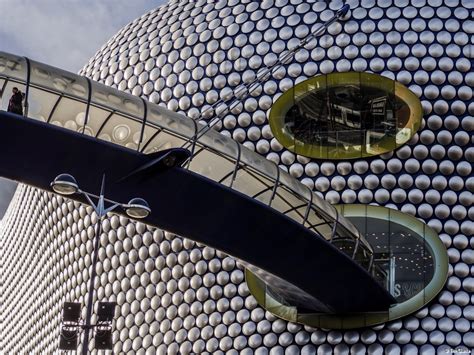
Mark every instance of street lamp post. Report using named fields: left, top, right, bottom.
left=52, top=173, right=151, bottom=354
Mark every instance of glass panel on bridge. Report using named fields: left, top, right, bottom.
left=188, top=148, right=237, bottom=183
left=96, top=113, right=143, bottom=149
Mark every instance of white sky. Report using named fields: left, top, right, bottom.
left=0, top=0, right=165, bottom=216
left=0, top=0, right=164, bottom=72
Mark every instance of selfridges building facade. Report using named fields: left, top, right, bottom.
left=1, top=0, right=473, bottom=353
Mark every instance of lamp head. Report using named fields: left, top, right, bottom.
left=51, top=174, right=79, bottom=196
left=125, top=197, right=151, bottom=219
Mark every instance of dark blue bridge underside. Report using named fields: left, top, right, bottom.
left=0, top=111, right=394, bottom=313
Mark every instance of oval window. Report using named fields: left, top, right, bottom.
left=269, top=72, right=423, bottom=159
left=246, top=205, right=448, bottom=329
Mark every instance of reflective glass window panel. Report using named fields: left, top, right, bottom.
left=82, top=105, right=116, bottom=140
left=97, top=113, right=143, bottom=149
left=90, top=80, right=144, bottom=119
left=232, top=166, right=275, bottom=204
left=304, top=207, right=332, bottom=240
left=137, top=123, right=160, bottom=153
left=26, top=87, right=59, bottom=122
left=345, top=210, right=435, bottom=303
left=278, top=170, right=313, bottom=203
left=248, top=205, right=448, bottom=329
left=48, top=97, right=89, bottom=131
left=142, top=131, right=187, bottom=154
left=29, top=60, right=89, bottom=101
left=146, top=103, right=196, bottom=140
left=271, top=185, right=306, bottom=224
left=270, top=72, right=422, bottom=159
left=239, top=146, right=279, bottom=182
left=196, top=130, right=240, bottom=162
left=188, top=147, right=237, bottom=183
left=306, top=206, right=336, bottom=240
left=0, top=53, right=27, bottom=81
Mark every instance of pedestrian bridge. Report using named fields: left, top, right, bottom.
left=0, top=51, right=394, bottom=316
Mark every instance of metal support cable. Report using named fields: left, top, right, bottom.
left=181, top=4, right=350, bottom=152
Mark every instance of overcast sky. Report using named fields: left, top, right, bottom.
left=0, top=0, right=165, bottom=217
left=0, top=0, right=163, bottom=72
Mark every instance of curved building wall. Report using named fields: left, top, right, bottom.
left=1, top=0, right=473, bottom=353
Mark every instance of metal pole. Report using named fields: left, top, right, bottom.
left=81, top=176, right=105, bottom=355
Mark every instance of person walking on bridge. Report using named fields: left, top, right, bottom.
left=7, top=87, right=24, bottom=115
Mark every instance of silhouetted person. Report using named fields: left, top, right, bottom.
left=8, top=87, right=24, bottom=115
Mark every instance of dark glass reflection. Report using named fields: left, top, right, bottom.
left=349, top=217, right=434, bottom=303
left=331, top=237, right=372, bottom=270
left=285, top=84, right=410, bottom=147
